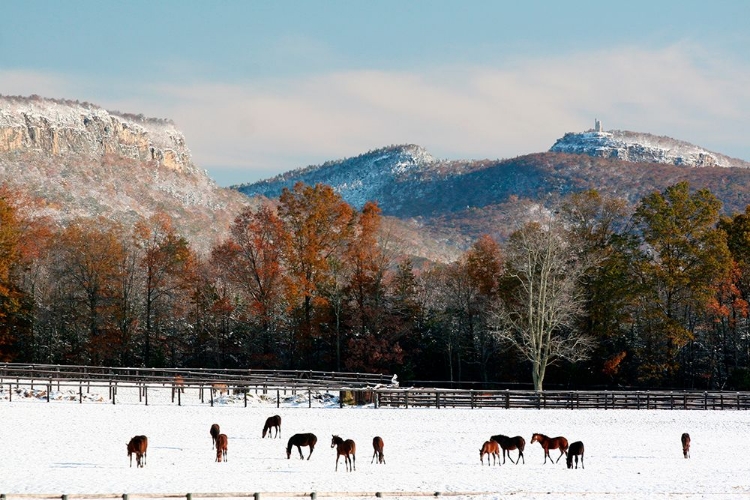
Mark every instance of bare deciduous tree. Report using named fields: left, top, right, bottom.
left=490, top=216, right=594, bottom=391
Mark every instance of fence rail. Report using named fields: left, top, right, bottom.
left=373, top=388, right=750, bottom=410
left=0, top=492, right=489, bottom=499
left=0, top=363, right=390, bottom=389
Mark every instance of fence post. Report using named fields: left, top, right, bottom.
left=186, top=494, right=192, bottom=500
left=47, top=380, right=51, bottom=402
left=636, top=392, right=640, bottom=410
left=178, top=386, right=181, bottom=406
left=277, top=388, right=280, bottom=408
left=145, top=386, right=148, bottom=406
left=113, top=383, right=116, bottom=405
left=123, top=494, right=129, bottom=500
left=254, top=493, right=261, bottom=500
left=505, top=390, right=510, bottom=409
left=435, top=391, right=440, bottom=409
left=79, top=383, right=82, bottom=404
left=704, top=391, right=708, bottom=410
left=309, top=388, right=312, bottom=408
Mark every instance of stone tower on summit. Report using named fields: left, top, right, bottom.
left=594, top=118, right=603, bottom=133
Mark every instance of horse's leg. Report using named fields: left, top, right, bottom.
left=556, top=448, right=566, bottom=463
left=307, top=444, right=314, bottom=460
left=518, top=450, right=524, bottom=464
left=507, top=449, right=517, bottom=465
left=372, top=449, right=377, bottom=464
left=297, top=445, right=304, bottom=460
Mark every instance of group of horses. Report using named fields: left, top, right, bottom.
left=126, top=404, right=690, bottom=470
left=284, top=430, right=385, bottom=472
left=480, top=431, right=692, bottom=469
left=480, top=433, right=584, bottom=469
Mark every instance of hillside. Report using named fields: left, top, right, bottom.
left=0, top=95, right=251, bottom=254
left=235, top=127, right=750, bottom=253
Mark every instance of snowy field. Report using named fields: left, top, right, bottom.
left=1, top=383, right=750, bottom=500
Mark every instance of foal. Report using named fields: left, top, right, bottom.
left=681, top=433, right=691, bottom=458
left=262, top=415, right=281, bottom=439
left=331, top=435, right=356, bottom=472
left=371, top=436, right=385, bottom=464
left=215, top=433, right=228, bottom=462
left=566, top=441, right=584, bottom=469
left=127, top=435, right=148, bottom=468
left=210, top=423, right=220, bottom=449
left=480, top=440, right=500, bottom=466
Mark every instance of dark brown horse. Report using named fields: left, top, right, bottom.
left=331, top=435, right=356, bottom=472
left=263, top=415, right=281, bottom=439
left=531, top=433, right=568, bottom=464
left=127, top=435, right=148, bottom=468
left=490, top=434, right=525, bottom=464
left=210, top=423, right=220, bottom=449
left=566, top=441, right=584, bottom=469
left=681, top=433, right=690, bottom=459
left=371, top=436, right=385, bottom=464
left=287, top=433, right=317, bottom=460
left=215, top=433, right=228, bottom=462
left=480, top=440, right=500, bottom=466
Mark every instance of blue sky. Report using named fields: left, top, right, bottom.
left=2, top=1, right=749, bottom=186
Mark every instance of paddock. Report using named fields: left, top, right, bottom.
left=2, top=386, right=750, bottom=499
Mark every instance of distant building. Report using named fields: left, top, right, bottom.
left=594, top=118, right=603, bottom=133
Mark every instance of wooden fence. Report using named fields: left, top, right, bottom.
left=373, top=388, right=750, bottom=410
left=0, top=492, right=487, bottom=499
left=0, top=363, right=390, bottom=390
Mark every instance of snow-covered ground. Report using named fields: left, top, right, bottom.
left=1, top=383, right=749, bottom=499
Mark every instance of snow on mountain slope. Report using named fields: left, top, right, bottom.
left=550, top=126, right=750, bottom=169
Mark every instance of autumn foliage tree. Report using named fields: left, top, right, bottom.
left=277, top=182, right=355, bottom=367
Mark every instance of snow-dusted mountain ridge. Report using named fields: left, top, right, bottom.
left=550, top=126, right=750, bottom=169
left=0, top=95, right=250, bottom=254
left=237, top=144, right=437, bottom=208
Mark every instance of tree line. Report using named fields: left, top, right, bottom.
left=1, top=181, right=749, bottom=391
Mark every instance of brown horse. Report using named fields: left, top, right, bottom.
left=287, top=433, right=317, bottom=460
left=681, top=433, right=691, bottom=459
left=215, top=433, right=228, bottom=462
left=566, top=441, right=584, bottom=469
left=531, top=433, right=568, bottom=464
left=210, top=423, right=220, bottom=449
left=211, top=383, right=228, bottom=397
left=127, top=435, right=148, bottom=468
left=173, top=375, right=185, bottom=394
left=263, top=415, right=281, bottom=439
left=331, top=435, right=356, bottom=472
left=371, top=436, right=385, bottom=464
left=480, top=440, right=500, bottom=466
left=490, top=434, right=525, bottom=465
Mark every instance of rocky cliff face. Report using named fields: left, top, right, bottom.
left=0, top=95, right=195, bottom=174
left=0, top=95, right=250, bottom=254
left=550, top=128, right=750, bottom=169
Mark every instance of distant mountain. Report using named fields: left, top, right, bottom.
left=0, top=95, right=250, bottom=253
left=551, top=122, right=750, bottom=169
left=235, top=128, right=750, bottom=253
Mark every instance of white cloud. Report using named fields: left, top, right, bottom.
left=3, top=43, right=749, bottom=185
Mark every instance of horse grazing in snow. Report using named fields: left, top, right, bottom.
left=127, top=435, right=148, bottom=468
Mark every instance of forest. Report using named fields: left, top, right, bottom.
left=1, top=181, right=749, bottom=391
